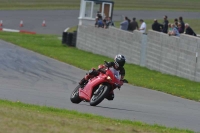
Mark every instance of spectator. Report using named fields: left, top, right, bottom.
left=174, top=18, right=178, bottom=29
left=152, top=19, right=163, bottom=32
left=127, top=18, right=132, bottom=31
left=128, top=18, right=131, bottom=23
left=106, top=17, right=115, bottom=27
left=179, top=16, right=185, bottom=33
left=177, top=22, right=183, bottom=33
left=96, top=16, right=103, bottom=28
left=168, top=23, right=180, bottom=37
left=168, top=23, right=173, bottom=34
left=95, top=17, right=98, bottom=27
left=162, top=15, right=169, bottom=33
left=102, top=19, right=107, bottom=29
left=128, top=17, right=139, bottom=32
left=139, top=19, right=146, bottom=33
left=96, top=11, right=102, bottom=19
left=185, top=23, right=196, bottom=36
left=120, top=16, right=129, bottom=30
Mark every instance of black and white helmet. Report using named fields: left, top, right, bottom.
left=114, top=54, right=126, bottom=67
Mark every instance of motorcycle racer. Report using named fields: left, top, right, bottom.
left=79, top=54, right=126, bottom=100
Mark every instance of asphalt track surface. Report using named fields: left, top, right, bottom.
left=0, top=10, right=200, bottom=35
left=0, top=10, right=200, bottom=132
left=0, top=40, right=200, bottom=132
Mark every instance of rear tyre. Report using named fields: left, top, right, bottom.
left=70, top=85, right=82, bottom=104
left=90, top=84, right=110, bottom=106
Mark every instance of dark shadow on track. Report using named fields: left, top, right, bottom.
left=79, top=103, right=146, bottom=113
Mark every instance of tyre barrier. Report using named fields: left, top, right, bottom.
left=62, top=31, right=77, bottom=47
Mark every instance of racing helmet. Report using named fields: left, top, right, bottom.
left=114, top=54, right=126, bottom=67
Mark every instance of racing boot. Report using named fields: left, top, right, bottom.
left=79, top=69, right=98, bottom=86
left=79, top=78, right=87, bottom=86
left=79, top=74, right=90, bottom=86
left=106, top=91, right=114, bottom=101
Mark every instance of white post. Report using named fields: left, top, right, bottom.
left=79, top=0, right=86, bottom=19
left=91, top=2, right=94, bottom=18
left=79, top=0, right=86, bottom=25
left=101, top=3, right=104, bottom=18
left=109, top=3, right=112, bottom=17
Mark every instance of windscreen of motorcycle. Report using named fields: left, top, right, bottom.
left=109, top=67, right=121, bottom=80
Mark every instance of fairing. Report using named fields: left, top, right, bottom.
left=79, top=67, right=121, bottom=101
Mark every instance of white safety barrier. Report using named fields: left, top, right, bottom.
left=0, top=28, right=36, bottom=34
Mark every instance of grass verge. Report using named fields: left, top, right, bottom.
left=0, top=0, right=200, bottom=11
left=0, top=31, right=200, bottom=101
left=0, top=99, right=194, bottom=133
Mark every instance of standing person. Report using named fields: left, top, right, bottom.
left=179, top=16, right=185, bottom=33
left=102, top=19, right=107, bottom=29
left=127, top=18, right=132, bottom=31
left=96, top=11, right=102, bottom=20
left=168, top=24, right=180, bottom=37
left=174, top=18, right=178, bottom=29
left=152, top=19, right=163, bottom=32
left=139, top=19, right=146, bottom=34
left=167, top=23, right=173, bottom=34
left=120, top=16, right=129, bottom=31
left=177, top=23, right=183, bottom=33
left=97, top=16, right=103, bottom=28
left=106, top=17, right=115, bottom=27
left=95, top=17, right=98, bottom=27
left=128, top=18, right=139, bottom=32
left=185, top=23, right=196, bottom=36
left=162, top=15, right=169, bottom=33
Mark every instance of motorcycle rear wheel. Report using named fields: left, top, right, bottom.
left=70, top=85, right=82, bottom=104
left=90, top=84, right=110, bottom=106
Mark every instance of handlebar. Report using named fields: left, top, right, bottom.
left=104, top=60, right=109, bottom=65
left=98, top=68, right=106, bottom=74
left=104, top=60, right=110, bottom=69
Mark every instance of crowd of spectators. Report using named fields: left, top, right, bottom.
left=95, top=13, right=197, bottom=37
left=118, top=16, right=149, bottom=34
left=119, top=16, right=146, bottom=33
left=95, top=12, right=114, bottom=29
left=119, top=15, right=197, bottom=37
left=152, top=15, right=197, bottom=37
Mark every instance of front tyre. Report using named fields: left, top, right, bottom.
left=90, top=84, right=110, bottom=106
left=70, top=85, right=82, bottom=104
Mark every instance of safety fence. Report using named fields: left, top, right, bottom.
left=76, top=25, right=200, bottom=82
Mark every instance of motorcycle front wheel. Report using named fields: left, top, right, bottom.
left=70, top=85, right=82, bottom=104
left=90, top=84, right=110, bottom=106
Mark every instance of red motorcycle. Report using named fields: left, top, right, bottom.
left=70, top=61, right=128, bottom=106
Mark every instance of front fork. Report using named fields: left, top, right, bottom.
left=94, top=84, right=105, bottom=95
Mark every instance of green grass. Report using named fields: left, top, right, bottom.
left=115, top=19, right=200, bottom=34
left=67, top=26, right=78, bottom=32
left=0, top=31, right=200, bottom=101
left=0, top=0, right=200, bottom=11
left=0, top=99, right=195, bottom=133
left=0, top=1, right=199, bottom=133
